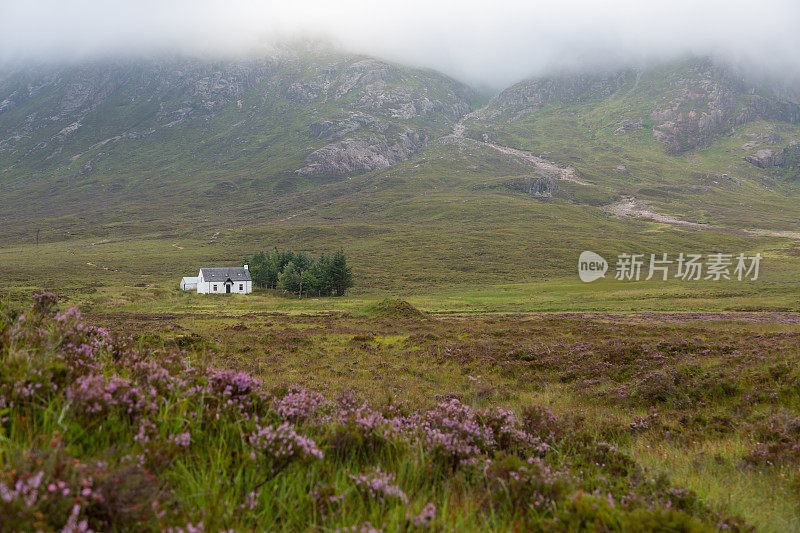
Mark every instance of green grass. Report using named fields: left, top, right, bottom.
left=3, top=52, right=800, bottom=530
left=4, top=296, right=796, bottom=530
left=632, top=439, right=800, bottom=533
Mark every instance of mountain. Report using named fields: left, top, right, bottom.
left=1, top=50, right=800, bottom=290
left=0, top=44, right=473, bottom=231
left=472, top=60, right=800, bottom=154
left=460, top=57, right=800, bottom=230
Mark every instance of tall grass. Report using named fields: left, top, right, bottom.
left=0, top=294, right=753, bottom=531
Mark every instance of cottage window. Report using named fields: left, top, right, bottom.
left=239, top=284, right=243, bottom=291
left=213, top=284, right=218, bottom=291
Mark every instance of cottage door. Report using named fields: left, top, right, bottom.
left=226, top=284, right=231, bottom=293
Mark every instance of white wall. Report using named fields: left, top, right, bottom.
left=196, top=270, right=207, bottom=294
left=195, top=271, right=251, bottom=294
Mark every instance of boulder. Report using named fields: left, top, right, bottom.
left=744, top=148, right=785, bottom=168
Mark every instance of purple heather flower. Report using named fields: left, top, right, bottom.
left=349, top=468, right=408, bottom=504
left=407, top=502, right=436, bottom=528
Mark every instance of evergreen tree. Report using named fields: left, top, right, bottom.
left=302, top=271, right=320, bottom=297
left=277, top=261, right=300, bottom=293
left=328, top=250, right=353, bottom=296
left=247, top=248, right=353, bottom=296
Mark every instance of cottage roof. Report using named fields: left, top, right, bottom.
left=181, top=276, right=198, bottom=283
left=199, top=267, right=251, bottom=282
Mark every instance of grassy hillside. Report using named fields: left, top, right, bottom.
left=0, top=44, right=473, bottom=241
left=463, top=58, right=800, bottom=230
left=1, top=53, right=800, bottom=305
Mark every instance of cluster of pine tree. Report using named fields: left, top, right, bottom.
left=246, top=249, right=353, bottom=297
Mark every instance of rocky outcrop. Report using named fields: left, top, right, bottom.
left=296, top=131, right=425, bottom=176
left=281, top=57, right=471, bottom=176
left=650, top=62, right=800, bottom=153
left=744, top=148, right=785, bottom=168
left=649, top=63, right=739, bottom=153
left=468, top=58, right=800, bottom=155
left=613, top=119, right=644, bottom=135
left=0, top=46, right=472, bottom=181
left=309, top=114, right=377, bottom=139
left=491, top=71, right=634, bottom=118
left=744, top=142, right=800, bottom=174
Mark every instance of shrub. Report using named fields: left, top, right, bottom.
left=635, top=370, right=679, bottom=404
left=483, top=454, right=571, bottom=518
left=246, top=422, right=323, bottom=474
left=32, top=290, right=58, bottom=316
left=744, top=411, right=800, bottom=466
left=273, top=387, right=326, bottom=422
left=349, top=468, right=408, bottom=505
left=550, top=493, right=716, bottom=532
left=418, top=399, right=495, bottom=468
left=0, top=445, right=167, bottom=531
left=520, top=404, right=562, bottom=441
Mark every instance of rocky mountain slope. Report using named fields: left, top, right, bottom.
left=0, top=44, right=473, bottom=213
left=467, top=58, right=800, bottom=160
left=2, top=51, right=800, bottom=250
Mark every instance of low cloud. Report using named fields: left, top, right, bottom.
left=2, top=0, right=800, bottom=87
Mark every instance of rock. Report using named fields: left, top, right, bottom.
left=743, top=142, right=800, bottom=170
left=286, top=82, right=319, bottom=104
left=651, top=61, right=800, bottom=153
left=744, top=149, right=784, bottom=168
left=0, top=98, right=15, bottom=113
left=309, top=113, right=377, bottom=139
left=742, top=140, right=762, bottom=150
left=296, top=131, right=426, bottom=176
left=615, top=165, right=628, bottom=173
left=492, top=71, right=633, bottom=114
left=613, top=119, right=644, bottom=135
left=503, top=176, right=557, bottom=197
left=54, top=121, right=81, bottom=140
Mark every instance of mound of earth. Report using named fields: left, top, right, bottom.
left=367, top=298, right=427, bottom=318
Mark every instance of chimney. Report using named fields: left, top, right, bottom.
left=244, top=264, right=248, bottom=270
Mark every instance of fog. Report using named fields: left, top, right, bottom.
left=2, top=0, right=799, bottom=87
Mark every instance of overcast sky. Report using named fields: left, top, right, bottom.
left=2, top=0, right=799, bottom=87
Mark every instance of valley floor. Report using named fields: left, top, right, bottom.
left=79, top=304, right=800, bottom=531
left=1, top=219, right=800, bottom=530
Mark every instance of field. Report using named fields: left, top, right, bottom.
left=2, top=161, right=800, bottom=530
left=2, top=282, right=800, bottom=531
left=90, top=304, right=800, bottom=532
left=3, top=52, right=800, bottom=531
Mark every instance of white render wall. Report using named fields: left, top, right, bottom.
left=180, top=278, right=198, bottom=291
left=196, top=270, right=251, bottom=294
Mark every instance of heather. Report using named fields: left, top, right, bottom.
left=0, top=293, right=800, bottom=531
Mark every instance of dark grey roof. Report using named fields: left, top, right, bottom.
left=199, top=267, right=251, bottom=282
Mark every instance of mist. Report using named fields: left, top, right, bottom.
left=2, top=0, right=800, bottom=87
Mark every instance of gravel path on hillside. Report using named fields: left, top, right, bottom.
left=448, top=111, right=595, bottom=186
left=450, top=109, right=799, bottom=240
left=604, top=197, right=800, bottom=239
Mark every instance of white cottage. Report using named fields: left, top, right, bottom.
left=180, top=276, right=198, bottom=291
left=196, top=265, right=252, bottom=294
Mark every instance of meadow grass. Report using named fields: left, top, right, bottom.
left=57, top=296, right=799, bottom=530
left=9, top=297, right=783, bottom=530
